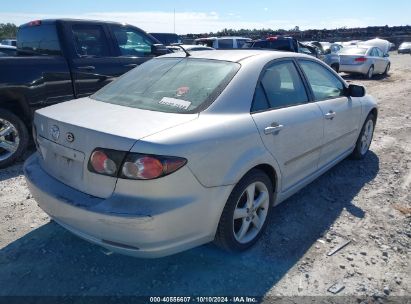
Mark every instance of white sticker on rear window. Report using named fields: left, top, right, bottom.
left=159, top=97, right=191, bottom=110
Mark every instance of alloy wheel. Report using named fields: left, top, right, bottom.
left=360, top=119, right=374, bottom=155
left=233, top=181, right=269, bottom=244
left=0, top=118, right=20, bottom=162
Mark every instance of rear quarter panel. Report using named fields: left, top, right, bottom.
left=130, top=113, right=281, bottom=190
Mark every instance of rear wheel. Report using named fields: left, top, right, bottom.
left=351, top=113, right=375, bottom=159
left=0, top=109, right=29, bottom=168
left=214, top=169, right=273, bottom=252
left=383, top=63, right=390, bottom=76
left=364, top=65, right=374, bottom=79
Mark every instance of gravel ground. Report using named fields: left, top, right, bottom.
left=0, top=53, right=410, bottom=301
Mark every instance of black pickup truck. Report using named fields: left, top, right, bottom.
left=0, top=19, right=168, bottom=168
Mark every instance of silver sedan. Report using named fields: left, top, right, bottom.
left=339, top=46, right=390, bottom=79
left=24, top=50, right=378, bottom=258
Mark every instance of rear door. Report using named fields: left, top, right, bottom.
left=298, top=59, right=362, bottom=168
left=374, top=47, right=388, bottom=73
left=69, top=23, right=125, bottom=97
left=251, top=59, right=324, bottom=192
left=108, top=25, right=159, bottom=72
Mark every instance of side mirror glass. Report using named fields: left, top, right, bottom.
left=348, top=84, right=365, bottom=97
left=151, top=44, right=168, bottom=56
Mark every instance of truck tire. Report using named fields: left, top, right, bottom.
left=0, top=109, right=29, bottom=168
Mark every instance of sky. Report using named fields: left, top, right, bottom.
left=0, top=0, right=410, bottom=34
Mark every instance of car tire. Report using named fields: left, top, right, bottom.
left=214, top=169, right=273, bottom=252
left=351, top=113, right=375, bottom=160
left=0, top=109, right=29, bottom=168
left=364, top=65, right=374, bottom=79
left=383, top=63, right=390, bottom=76
left=331, top=63, right=339, bottom=73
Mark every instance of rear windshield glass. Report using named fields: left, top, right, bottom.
left=17, top=24, right=61, bottom=55
left=339, top=47, right=367, bottom=55
left=91, top=58, right=240, bottom=113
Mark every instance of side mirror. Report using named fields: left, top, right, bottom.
left=348, top=84, right=365, bottom=97
left=383, top=53, right=389, bottom=57
left=151, top=44, right=168, bottom=56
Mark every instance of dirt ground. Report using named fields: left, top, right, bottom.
left=0, top=53, right=410, bottom=302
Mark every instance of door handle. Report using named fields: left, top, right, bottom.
left=77, top=66, right=95, bottom=71
left=324, top=111, right=336, bottom=120
left=264, top=122, right=284, bottom=135
left=124, top=63, right=138, bottom=68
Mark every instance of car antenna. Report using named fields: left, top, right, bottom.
left=177, top=45, right=191, bottom=57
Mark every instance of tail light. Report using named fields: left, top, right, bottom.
left=88, top=149, right=127, bottom=177
left=355, top=57, right=367, bottom=62
left=88, top=148, right=187, bottom=180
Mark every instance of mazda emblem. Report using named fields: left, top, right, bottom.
left=50, top=125, right=60, bottom=141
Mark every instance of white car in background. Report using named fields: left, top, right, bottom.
left=25, top=50, right=378, bottom=258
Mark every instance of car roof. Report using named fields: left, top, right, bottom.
left=20, top=18, right=138, bottom=28
left=159, top=49, right=310, bottom=63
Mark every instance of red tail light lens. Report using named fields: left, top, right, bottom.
left=121, top=154, right=187, bottom=180
left=88, top=149, right=187, bottom=180
left=88, top=149, right=127, bottom=177
left=355, top=57, right=367, bottom=62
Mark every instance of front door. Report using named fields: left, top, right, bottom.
left=298, top=59, right=362, bottom=168
left=251, top=60, right=324, bottom=192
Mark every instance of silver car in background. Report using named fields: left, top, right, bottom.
left=24, top=50, right=378, bottom=258
left=339, top=46, right=390, bottom=79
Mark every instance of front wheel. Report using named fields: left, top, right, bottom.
left=0, top=109, right=29, bottom=168
left=214, top=169, right=273, bottom=252
left=351, top=113, right=375, bottom=159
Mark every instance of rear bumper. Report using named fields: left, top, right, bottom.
left=24, top=154, right=232, bottom=258
left=339, top=64, right=369, bottom=74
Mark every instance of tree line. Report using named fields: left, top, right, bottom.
left=0, top=23, right=18, bottom=39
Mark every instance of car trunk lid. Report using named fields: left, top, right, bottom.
left=34, top=97, right=198, bottom=198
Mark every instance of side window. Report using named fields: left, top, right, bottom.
left=299, top=60, right=345, bottom=100
left=72, top=25, right=110, bottom=57
left=251, top=60, right=308, bottom=111
left=218, top=39, right=234, bottom=49
left=111, top=26, right=154, bottom=57
left=375, top=48, right=383, bottom=57
left=236, top=39, right=248, bottom=48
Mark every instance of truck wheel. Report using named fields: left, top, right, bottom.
left=0, top=109, right=29, bottom=168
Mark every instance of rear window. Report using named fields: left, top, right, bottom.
left=17, top=24, right=61, bottom=55
left=91, top=58, right=240, bottom=113
left=269, top=39, right=292, bottom=51
left=339, top=47, right=368, bottom=55
left=195, top=40, right=214, bottom=48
